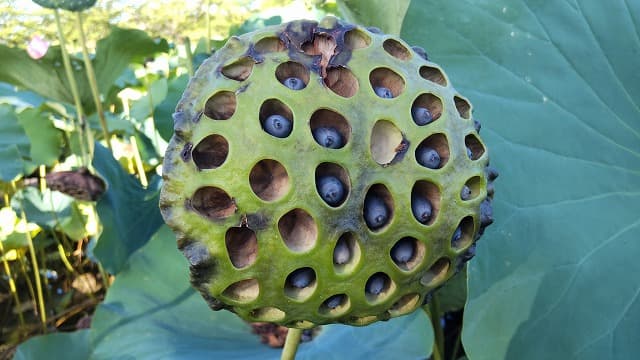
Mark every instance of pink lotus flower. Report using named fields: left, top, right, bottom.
left=27, top=35, right=50, bottom=60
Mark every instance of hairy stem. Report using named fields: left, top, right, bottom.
left=53, top=9, right=90, bottom=166
left=281, top=328, right=303, bottom=360
left=75, top=11, right=112, bottom=151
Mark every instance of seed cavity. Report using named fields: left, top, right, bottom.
left=419, top=65, right=447, bottom=86
left=221, top=56, right=254, bottom=81
left=204, top=91, right=236, bottom=120
left=411, top=181, right=440, bottom=225
left=365, top=272, right=394, bottom=303
left=462, top=176, right=482, bottom=201
left=315, top=163, right=350, bottom=207
left=454, top=95, right=472, bottom=119
left=260, top=99, right=294, bottom=138
left=249, top=159, right=290, bottom=201
left=278, top=208, right=317, bottom=252
left=451, top=216, right=474, bottom=250
left=411, top=93, right=443, bottom=125
left=415, top=134, right=450, bottom=169
left=191, top=186, right=236, bottom=220
left=285, top=267, right=317, bottom=300
left=333, top=232, right=360, bottom=274
left=222, top=279, right=259, bottom=302
left=254, top=37, right=285, bottom=53
left=465, top=134, right=485, bottom=160
left=225, top=227, right=258, bottom=269
left=389, top=293, right=421, bottom=316
left=250, top=307, right=285, bottom=322
left=383, top=38, right=411, bottom=60
left=363, top=184, right=393, bottom=231
left=192, top=134, right=229, bottom=170
left=344, top=29, right=371, bottom=50
left=276, top=61, right=309, bottom=90
left=324, top=67, right=358, bottom=98
left=420, top=258, right=450, bottom=287
left=370, top=120, right=403, bottom=165
left=369, top=67, right=405, bottom=98
left=310, top=108, right=351, bottom=149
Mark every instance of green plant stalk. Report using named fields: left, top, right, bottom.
left=18, top=256, right=37, bottom=314
left=53, top=9, right=90, bottom=167
left=75, top=11, right=112, bottom=151
left=205, top=0, right=212, bottom=54
left=0, top=241, right=25, bottom=326
left=281, top=328, right=303, bottom=360
left=130, top=136, right=148, bottom=187
left=142, top=76, right=161, bottom=150
left=184, top=37, right=195, bottom=77
left=427, top=298, right=445, bottom=360
left=11, top=182, right=47, bottom=330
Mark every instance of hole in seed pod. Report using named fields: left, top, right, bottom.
left=415, top=134, right=450, bottom=169
left=254, top=37, right=285, bottom=53
left=451, top=216, right=475, bottom=250
left=333, top=232, right=361, bottom=274
left=319, top=294, right=350, bottom=317
left=221, top=57, right=255, bottom=81
left=324, top=67, right=359, bottom=98
left=249, top=159, right=290, bottom=201
left=454, top=95, right=472, bottom=119
left=383, top=39, right=411, bottom=60
left=225, top=227, right=258, bottom=269
left=411, top=180, right=440, bottom=225
left=250, top=307, right=286, bottom=322
left=390, top=237, right=425, bottom=272
left=204, top=91, right=236, bottom=120
left=369, top=68, right=405, bottom=98
left=465, top=134, right=485, bottom=160
left=365, top=272, right=395, bottom=303
left=285, top=267, right=317, bottom=300
left=388, top=293, right=420, bottom=316
left=310, top=109, right=351, bottom=149
left=259, top=99, right=294, bottom=138
left=363, top=184, right=394, bottom=231
left=421, top=258, right=450, bottom=287
left=344, top=29, right=371, bottom=49
left=461, top=176, right=481, bottom=201
left=192, top=134, right=229, bottom=169
left=275, top=61, right=310, bottom=90
left=315, top=163, right=350, bottom=207
left=278, top=208, right=317, bottom=252
left=411, top=93, right=443, bottom=126
left=222, top=279, right=259, bottom=302
left=370, top=120, right=403, bottom=165
left=419, top=65, right=447, bottom=86
left=191, top=186, right=236, bottom=220
left=348, top=315, right=380, bottom=326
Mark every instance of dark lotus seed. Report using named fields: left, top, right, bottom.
left=374, top=86, right=393, bottom=98
left=411, top=46, right=429, bottom=61
left=451, top=226, right=462, bottom=246
left=467, top=147, right=473, bottom=159
left=283, top=77, right=305, bottom=90
left=364, top=194, right=389, bottom=230
left=263, top=114, right=292, bottom=138
left=411, top=194, right=432, bottom=224
left=317, top=175, right=346, bottom=206
left=312, top=127, right=343, bottom=149
left=367, top=26, right=382, bottom=34
left=411, top=106, right=433, bottom=126
left=324, top=294, right=344, bottom=309
left=288, top=268, right=315, bottom=288
left=480, top=199, right=494, bottom=226
left=391, top=238, right=415, bottom=264
left=416, top=147, right=440, bottom=169
left=460, top=185, right=472, bottom=200
left=474, top=119, right=481, bottom=132
left=365, top=274, right=386, bottom=295
left=333, top=239, right=351, bottom=265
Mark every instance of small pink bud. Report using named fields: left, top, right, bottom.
left=27, top=35, right=50, bottom=60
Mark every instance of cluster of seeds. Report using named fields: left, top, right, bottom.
left=160, top=17, right=497, bottom=328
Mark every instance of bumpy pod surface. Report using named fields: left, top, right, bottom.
left=160, top=17, right=497, bottom=328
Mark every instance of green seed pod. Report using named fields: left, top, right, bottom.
left=32, top=0, right=96, bottom=12
left=160, top=16, right=497, bottom=328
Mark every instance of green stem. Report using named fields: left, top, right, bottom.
left=53, top=9, right=90, bottom=167
left=184, top=37, right=195, bottom=77
left=427, top=297, right=445, bottom=360
left=450, top=330, right=462, bottom=360
left=205, top=0, right=212, bottom=54
left=0, top=241, right=25, bottom=326
left=281, top=328, right=303, bottom=360
left=12, top=182, right=47, bottom=331
left=75, top=11, right=112, bottom=151
left=18, top=256, right=37, bottom=315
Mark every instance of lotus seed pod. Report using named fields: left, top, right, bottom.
left=160, top=17, right=497, bottom=328
left=32, top=0, right=96, bottom=11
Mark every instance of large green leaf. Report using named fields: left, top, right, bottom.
left=0, top=27, right=168, bottom=114
left=0, top=104, right=33, bottom=181
left=92, top=143, right=163, bottom=274
left=336, top=0, right=410, bottom=35
left=11, top=187, right=74, bottom=230
left=153, top=74, right=189, bottom=142
left=17, top=107, right=63, bottom=167
left=14, top=330, right=90, bottom=360
left=88, top=225, right=432, bottom=359
left=402, top=1, right=640, bottom=359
